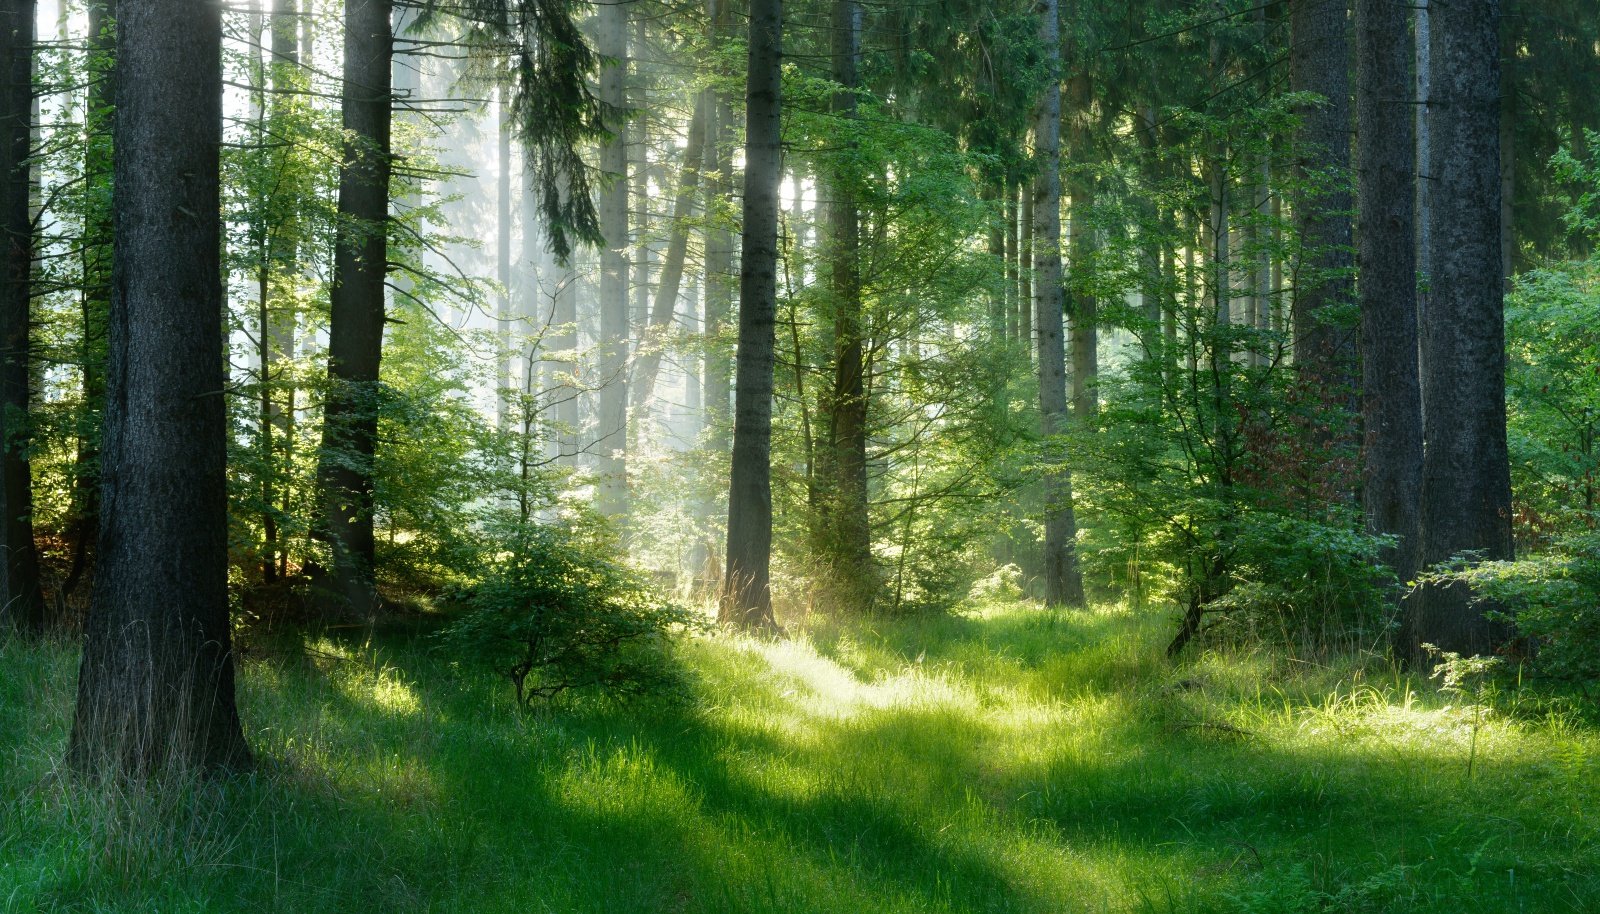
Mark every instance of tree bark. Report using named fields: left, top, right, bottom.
left=1033, top=0, right=1084, bottom=607
left=817, top=0, right=872, bottom=609
left=595, top=0, right=630, bottom=517
left=1404, top=0, right=1514, bottom=660
left=316, top=0, right=392, bottom=618
left=68, top=0, right=248, bottom=773
left=1356, top=0, right=1423, bottom=587
left=1289, top=0, right=1354, bottom=381
left=498, top=86, right=512, bottom=429
left=721, top=0, right=781, bottom=629
left=0, top=0, right=43, bottom=632
left=1019, top=188, right=1033, bottom=356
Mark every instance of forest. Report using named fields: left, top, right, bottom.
left=2, top=0, right=1600, bottom=908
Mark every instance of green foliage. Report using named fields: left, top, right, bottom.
left=1424, top=532, right=1600, bottom=682
left=436, top=513, right=704, bottom=704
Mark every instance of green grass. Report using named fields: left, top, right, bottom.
left=3, top=601, right=1599, bottom=912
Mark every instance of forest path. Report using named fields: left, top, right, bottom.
left=2, top=603, right=1598, bottom=912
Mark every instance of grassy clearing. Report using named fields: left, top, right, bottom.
left=2, top=602, right=1598, bottom=912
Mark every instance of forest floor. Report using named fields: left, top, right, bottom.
left=2, top=600, right=1599, bottom=913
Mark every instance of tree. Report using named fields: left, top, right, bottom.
left=594, top=0, right=629, bottom=517
left=721, top=0, right=781, bottom=629
left=1355, top=0, right=1422, bottom=585
left=1403, top=0, right=1515, bottom=660
left=815, top=0, right=874, bottom=609
left=1033, top=0, right=1084, bottom=607
left=0, top=0, right=43, bottom=632
left=1289, top=0, right=1354, bottom=382
left=68, top=0, right=250, bottom=773
left=316, top=0, right=394, bottom=618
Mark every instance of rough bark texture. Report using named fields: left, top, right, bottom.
left=316, top=0, right=392, bottom=618
left=1033, top=0, right=1084, bottom=607
left=1404, top=0, right=1514, bottom=660
left=1289, top=0, right=1355, bottom=381
left=633, top=96, right=706, bottom=407
left=68, top=0, right=249, bottom=773
left=817, top=0, right=873, bottom=610
left=0, top=0, right=43, bottom=632
left=594, top=0, right=630, bottom=517
left=721, top=0, right=781, bottom=629
left=1355, top=0, right=1423, bottom=586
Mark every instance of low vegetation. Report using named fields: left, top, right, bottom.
left=4, top=601, right=1597, bottom=913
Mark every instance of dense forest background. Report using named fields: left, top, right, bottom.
left=3, top=0, right=1600, bottom=908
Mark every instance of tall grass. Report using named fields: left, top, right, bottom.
left=3, top=602, right=1598, bottom=912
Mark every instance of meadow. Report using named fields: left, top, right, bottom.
left=2, top=602, right=1597, bottom=913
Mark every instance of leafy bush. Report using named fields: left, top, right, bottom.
left=436, top=515, right=705, bottom=704
left=1424, top=531, right=1600, bottom=682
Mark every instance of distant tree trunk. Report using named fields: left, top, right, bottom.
left=316, top=0, right=392, bottom=618
left=633, top=95, right=706, bottom=407
left=1019, top=189, right=1033, bottom=356
left=63, top=0, right=116, bottom=604
left=817, top=0, right=872, bottom=609
left=1289, top=0, right=1354, bottom=381
left=1356, top=0, right=1423, bottom=587
left=0, top=0, right=43, bottom=633
left=68, top=0, right=249, bottom=773
left=721, top=0, right=781, bottom=629
left=1033, top=0, right=1084, bottom=607
left=595, top=0, right=629, bottom=516
left=498, top=85, right=512, bottom=429
left=1005, top=184, right=1019, bottom=341
left=703, top=82, right=734, bottom=450
left=552, top=222, right=579, bottom=464
left=1404, top=0, right=1514, bottom=660
left=261, top=0, right=300, bottom=584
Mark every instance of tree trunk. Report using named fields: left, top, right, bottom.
left=1033, top=0, right=1084, bottom=607
left=0, top=0, right=42, bottom=633
left=1404, top=0, right=1514, bottom=661
left=1289, top=0, right=1354, bottom=381
left=1068, top=163, right=1097, bottom=420
left=1356, top=0, right=1423, bottom=587
left=1498, top=4, right=1515, bottom=292
left=721, top=0, right=781, bottom=629
left=595, top=0, right=629, bottom=517
left=632, top=95, right=706, bottom=408
left=68, top=0, right=248, bottom=773
left=316, top=0, right=392, bottom=618
left=498, top=86, right=512, bottom=429
left=63, top=0, right=116, bottom=604
left=818, top=0, right=872, bottom=609
left=1020, top=189, right=1033, bottom=357
left=1005, top=185, right=1019, bottom=342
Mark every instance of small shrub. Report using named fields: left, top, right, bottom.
left=436, top=516, right=705, bottom=705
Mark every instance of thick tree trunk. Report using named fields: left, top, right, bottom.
left=1033, top=0, right=1084, bottom=607
left=1498, top=6, right=1515, bottom=291
left=721, top=0, right=781, bottom=629
left=1404, top=0, right=1514, bottom=661
left=68, top=0, right=248, bottom=773
left=316, top=0, right=392, bottom=618
left=817, top=0, right=872, bottom=609
left=1356, top=0, right=1423, bottom=586
left=632, top=95, right=706, bottom=408
left=595, top=0, right=629, bottom=517
left=1289, top=0, right=1354, bottom=381
left=0, top=0, right=42, bottom=632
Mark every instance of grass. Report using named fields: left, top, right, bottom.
left=2, top=600, right=1598, bottom=912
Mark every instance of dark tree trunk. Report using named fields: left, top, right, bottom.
left=1355, top=0, right=1422, bottom=586
left=1289, top=0, right=1355, bottom=381
left=595, top=0, right=629, bottom=517
left=817, top=0, right=872, bottom=609
left=68, top=0, right=248, bottom=773
left=633, top=95, right=706, bottom=407
left=721, top=0, right=781, bottom=629
left=1033, top=0, right=1084, bottom=607
left=1404, top=0, right=1514, bottom=661
left=316, top=0, right=392, bottom=618
left=0, top=0, right=42, bottom=633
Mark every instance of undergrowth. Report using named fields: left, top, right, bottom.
left=2, top=601, right=1598, bottom=912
